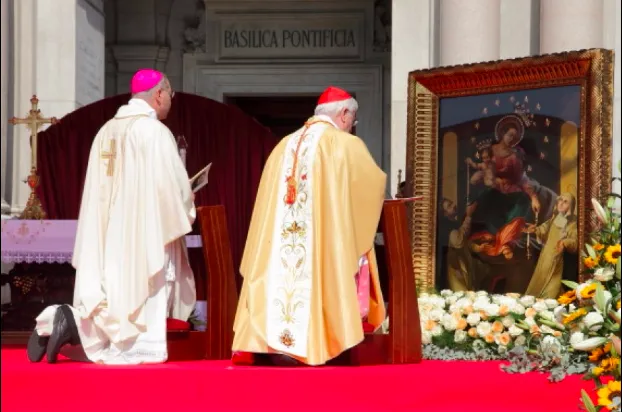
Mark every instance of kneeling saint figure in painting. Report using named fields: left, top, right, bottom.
left=523, top=192, right=577, bottom=298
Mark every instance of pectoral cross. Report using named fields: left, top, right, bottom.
left=101, top=139, right=117, bottom=176
left=8, top=95, right=59, bottom=220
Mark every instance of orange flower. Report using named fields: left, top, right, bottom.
left=558, top=290, right=576, bottom=305
left=525, top=308, right=537, bottom=318
left=499, top=305, right=510, bottom=316
left=599, top=357, right=620, bottom=373
left=597, top=380, right=621, bottom=410
left=456, top=318, right=468, bottom=331
left=604, top=342, right=612, bottom=353
left=492, top=321, right=504, bottom=333
left=424, top=320, right=437, bottom=331
left=563, top=308, right=588, bottom=325
left=593, top=243, right=605, bottom=251
left=604, top=244, right=621, bottom=265
left=584, top=256, right=599, bottom=269
left=580, top=284, right=597, bottom=300
left=589, top=348, right=604, bottom=362
left=468, top=328, right=478, bottom=338
left=484, top=333, right=495, bottom=344
left=497, top=332, right=511, bottom=346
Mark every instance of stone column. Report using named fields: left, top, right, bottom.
left=500, top=0, right=540, bottom=59
left=440, top=0, right=501, bottom=66
left=540, top=0, right=618, bottom=192
left=10, top=0, right=37, bottom=215
left=390, top=0, right=436, bottom=194
left=540, top=0, right=604, bottom=54
left=10, top=0, right=105, bottom=214
left=1, top=0, right=13, bottom=280
left=1, top=0, right=11, bottom=214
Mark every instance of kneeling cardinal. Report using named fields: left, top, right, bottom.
left=232, top=87, right=386, bottom=366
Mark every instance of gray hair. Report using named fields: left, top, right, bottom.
left=314, top=97, right=358, bottom=117
left=132, top=76, right=169, bottom=99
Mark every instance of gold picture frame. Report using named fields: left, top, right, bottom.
left=406, top=49, right=614, bottom=292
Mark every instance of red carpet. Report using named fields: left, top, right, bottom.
left=1, top=348, right=592, bottom=411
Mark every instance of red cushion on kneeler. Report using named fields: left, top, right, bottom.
left=166, top=318, right=191, bottom=331
left=362, top=321, right=376, bottom=334
left=231, top=351, right=255, bottom=366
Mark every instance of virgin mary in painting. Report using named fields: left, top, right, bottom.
left=437, top=86, right=580, bottom=295
left=466, top=115, right=557, bottom=263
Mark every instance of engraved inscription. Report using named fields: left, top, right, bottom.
left=216, top=14, right=363, bottom=60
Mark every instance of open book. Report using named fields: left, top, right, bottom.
left=189, top=163, right=212, bottom=193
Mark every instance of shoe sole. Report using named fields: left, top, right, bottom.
left=46, top=305, right=78, bottom=364
left=27, top=330, right=48, bottom=362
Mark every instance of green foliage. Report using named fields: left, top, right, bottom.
left=581, top=390, right=597, bottom=412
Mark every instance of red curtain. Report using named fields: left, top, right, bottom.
left=36, top=93, right=279, bottom=297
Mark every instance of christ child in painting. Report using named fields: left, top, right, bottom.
left=466, top=147, right=499, bottom=188
left=522, top=192, right=578, bottom=298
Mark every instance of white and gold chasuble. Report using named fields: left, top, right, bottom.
left=34, top=99, right=196, bottom=365
left=265, top=119, right=327, bottom=357
left=233, top=115, right=388, bottom=365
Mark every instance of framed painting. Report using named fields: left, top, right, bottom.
left=405, top=49, right=614, bottom=297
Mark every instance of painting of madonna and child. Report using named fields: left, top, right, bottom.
left=436, top=85, right=581, bottom=299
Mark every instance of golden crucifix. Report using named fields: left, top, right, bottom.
left=9, top=95, right=59, bottom=220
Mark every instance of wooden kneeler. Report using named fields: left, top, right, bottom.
left=334, top=200, right=422, bottom=365
left=167, top=206, right=239, bottom=361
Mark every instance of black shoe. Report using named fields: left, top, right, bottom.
left=26, top=329, right=49, bottom=363
left=46, top=305, right=80, bottom=364
left=269, top=354, right=302, bottom=367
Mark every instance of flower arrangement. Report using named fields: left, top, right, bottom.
left=420, top=162, right=621, bottom=411
left=418, top=290, right=569, bottom=362
left=569, top=164, right=620, bottom=412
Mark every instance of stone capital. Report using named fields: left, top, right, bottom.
left=110, top=44, right=171, bottom=73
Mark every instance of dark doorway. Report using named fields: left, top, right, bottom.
left=226, top=95, right=317, bottom=138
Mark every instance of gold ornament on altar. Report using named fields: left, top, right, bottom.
left=9, top=95, right=59, bottom=220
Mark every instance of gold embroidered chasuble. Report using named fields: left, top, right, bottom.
left=232, top=116, right=387, bottom=365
